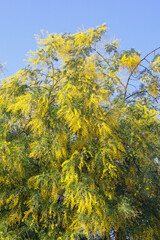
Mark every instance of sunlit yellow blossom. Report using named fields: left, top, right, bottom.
left=120, top=54, right=140, bottom=73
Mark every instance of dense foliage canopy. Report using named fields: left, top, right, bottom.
left=0, top=24, right=160, bottom=239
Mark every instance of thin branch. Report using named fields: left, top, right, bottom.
left=124, top=46, right=160, bottom=97
left=125, top=90, right=148, bottom=100
left=129, top=78, right=139, bottom=81
left=48, top=76, right=64, bottom=102
left=128, top=83, right=138, bottom=90
left=48, top=61, right=55, bottom=96
left=18, top=227, right=30, bottom=236
left=140, top=64, right=149, bottom=69
left=144, top=58, right=150, bottom=64
left=26, top=230, right=31, bottom=240
left=139, top=64, right=155, bottom=77
left=51, top=61, right=54, bottom=78
left=92, top=48, right=126, bottom=89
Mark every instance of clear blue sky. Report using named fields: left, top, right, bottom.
left=0, top=0, right=160, bottom=77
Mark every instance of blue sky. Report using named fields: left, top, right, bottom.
left=0, top=0, right=160, bottom=77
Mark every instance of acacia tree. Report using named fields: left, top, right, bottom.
left=0, top=25, right=159, bottom=240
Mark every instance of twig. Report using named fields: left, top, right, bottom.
left=125, top=90, right=147, bottom=100
left=92, top=48, right=125, bottom=88
left=124, top=46, right=160, bottom=97
left=26, top=229, right=31, bottom=240
left=144, top=58, right=150, bottom=64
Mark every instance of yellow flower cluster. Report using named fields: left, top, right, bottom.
left=120, top=54, right=141, bottom=73
left=151, top=56, right=160, bottom=72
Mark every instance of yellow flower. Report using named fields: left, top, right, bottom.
left=120, top=54, right=140, bottom=73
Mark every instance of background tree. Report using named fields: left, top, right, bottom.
left=0, top=24, right=159, bottom=239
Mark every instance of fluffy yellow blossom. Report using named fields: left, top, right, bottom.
left=120, top=54, right=141, bottom=73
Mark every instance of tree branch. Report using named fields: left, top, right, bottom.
left=93, top=48, right=125, bottom=89
left=124, top=46, right=160, bottom=97
left=125, top=90, right=148, bottom=100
